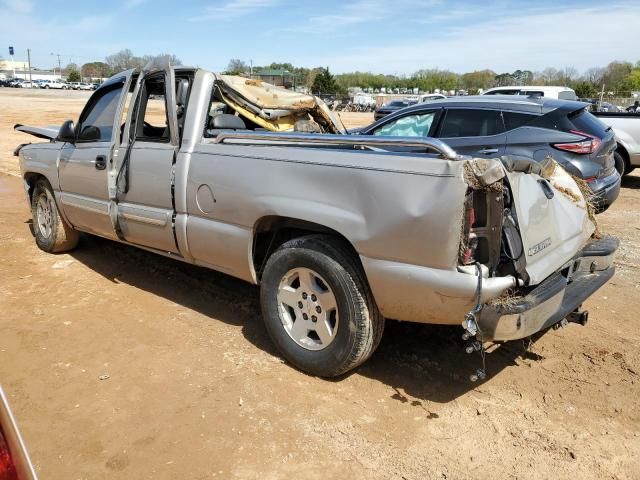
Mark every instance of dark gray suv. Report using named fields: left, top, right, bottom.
left=357, top=96, right=621, bottom=209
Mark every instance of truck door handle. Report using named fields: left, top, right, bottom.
left=478, top=148, right=499, bottom=155
left=95, top=155, right=106, bottom=170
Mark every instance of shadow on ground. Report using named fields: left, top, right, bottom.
left=621, top=174, right=640, bottom=190
left=69, top=234, right=544, bottom=404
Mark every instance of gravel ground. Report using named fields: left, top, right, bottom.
left=0, top=88, right=639, bottom=480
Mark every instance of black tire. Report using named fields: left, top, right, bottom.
left=31, top=179, right=79, bottom=253
left=260, top=235, right=384, bottom=377
left=614, top=150, right=628, bottom=176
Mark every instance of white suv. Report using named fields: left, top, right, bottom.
left=482, top=86, right=577, bottom=100
left=39, top=80, right=68, bottom=90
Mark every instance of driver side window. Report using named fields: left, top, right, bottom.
left=373, top=112, right=436, bottom=137
left=76, top=83, right=124, bottom=142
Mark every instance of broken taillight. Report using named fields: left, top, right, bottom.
left=552, top=130, right=602, bottom=155
left=0, top=430, right=18, bottom=480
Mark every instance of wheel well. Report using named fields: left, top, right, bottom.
left=616, top=143, right=630, bottom=168
left=23, top=172, right=47, bottom=201
left=252, top=216, right=359, bottom=281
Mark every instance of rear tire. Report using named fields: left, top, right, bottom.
left=31, top=180, right=79, bottom=253
left=614, top=150, right=628, bottom=176
left=260, top=235, right=384, bottom=377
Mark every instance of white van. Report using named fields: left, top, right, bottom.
left=482, top=86, right=577, bottom=101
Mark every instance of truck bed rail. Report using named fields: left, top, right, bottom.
left=212, top=131, right=461, bottom=160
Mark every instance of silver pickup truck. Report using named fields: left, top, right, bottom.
left=15, top=63, right=618, bottom=378
left=592, top=112, right=640, bottom=176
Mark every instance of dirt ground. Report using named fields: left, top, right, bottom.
left=1, top=88, right=639, bottom=480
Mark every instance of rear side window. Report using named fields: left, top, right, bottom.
left=503, top=111, right=537, bottom=131
left=519, top=90, right=543, bottom=97
left=373, top=112, right=436, bottom=137
left=558, top=90, right=577, bottom=101
left=569, top=109, right=609, bottom=137
left=486, top=89, right=519, bottom=95
left=439, top=109, right=503, bottom=138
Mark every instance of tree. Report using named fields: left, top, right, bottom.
left=584, top=67, right=605, bottom=87
left=141, top=53, right=183, bottom=66
left=226, top=58, right=248, bottom=75
left=82, top=61, right=112, bottom=79
left=67, top=69, right=81, bottom=82
left=461, top=70, right=496, bottom=91
left=602, top=61, right=633, bottom=92
left=106, top=49, right=142, bottom=72
left=628, top=69, right=640, bottom=91
left=311, top=67, right=339, bottom=94
left=573, top=81, right=596, bottom=99
left=62, top=63, right=79, bottom=75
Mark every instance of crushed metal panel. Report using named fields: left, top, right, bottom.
left=506, top=162, right=595, bottom=285
left=213, top=75, right=345, bottom=134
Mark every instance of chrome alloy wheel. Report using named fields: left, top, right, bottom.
left=36, top=194, right=53, bottom=238
left=276, top=267, right=339, bottom=350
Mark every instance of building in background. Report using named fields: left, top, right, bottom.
left=0, top=68, right=61, bottom=81
left=0, top=59, right=29, bottom=71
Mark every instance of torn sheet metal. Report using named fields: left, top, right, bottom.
left=213, top=75, right=345, bottom=134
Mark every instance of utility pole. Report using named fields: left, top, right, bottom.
left=250, top=59, right=253, bottom=79
left=26, top=48, right=32, bottom=87
left=51, top=52, right=62, bottom=78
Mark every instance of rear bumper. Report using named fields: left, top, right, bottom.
left=478, top=236, right=618, bottom=341
left=591, top=171, right=621, bottom=209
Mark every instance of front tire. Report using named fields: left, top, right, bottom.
left=260, top=235, right=384, bottom=377
left=31, top=180, right=79, bottom=253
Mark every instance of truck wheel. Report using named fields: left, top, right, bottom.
left=260, top=235, right=384, bottom=377
left=31, top=180, right=79, bottom=253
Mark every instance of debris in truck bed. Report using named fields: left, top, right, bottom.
left=212, top=75, right=345, bottom=134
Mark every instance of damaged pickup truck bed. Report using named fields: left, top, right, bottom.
left=15, top=63, right=618, bottom=378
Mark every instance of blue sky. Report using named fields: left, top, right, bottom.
left=1, top=0, right=639, bottom=75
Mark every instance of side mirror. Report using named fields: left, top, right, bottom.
left=57, top=120, right=75, bottom=143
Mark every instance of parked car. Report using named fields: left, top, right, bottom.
left=14, top=64, right=617, bottom=378
left=18, top=81, right=36, bottom=88
left=373, top=99, right=417, bottom=121
left=8, top=78, right=24, bottom=87
left=597, top=102, right=624, bottom=113
left=357, top=96, right=620, bottom=210
left=38, top=79, right=68, bottom=89
left=483, top=86, right=577, bottom=101
left=0, top=79, right=10, bottom=87
left=76, top=82, right=93, bottom=90
left=592, top=111, right=640, bottom=175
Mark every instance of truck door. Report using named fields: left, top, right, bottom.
left=58, top=71, right=135, bottom=237
left=113, top=65, right=182, bottom=253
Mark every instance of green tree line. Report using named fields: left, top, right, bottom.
left=226, top=58, right=640, bottom=96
